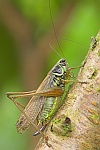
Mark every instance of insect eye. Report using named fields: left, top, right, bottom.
left=60, top=59, right=65, bottom=63
left=60, top=59, right=66, bottom=66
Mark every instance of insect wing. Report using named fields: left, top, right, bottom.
left=16, top=96, right=45, bottom=134
left=16, top=74, right=52, bottom=134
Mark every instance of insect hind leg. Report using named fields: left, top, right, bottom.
left=7, top=95, right=25, bottom=109
left=7, top=96, right=51, bottom=147
left=33, top=124, right=52, bottom=147
left=33, top=124, right=47, bottom=136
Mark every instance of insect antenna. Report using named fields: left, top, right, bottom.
left=49, top=0, right=64, bottom=58
left=63, top=38, right=82, bottom=46
left=49, top=42, right=62, bottom=59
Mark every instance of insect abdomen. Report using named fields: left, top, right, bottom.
left=39, top=96, right=61, bottom=124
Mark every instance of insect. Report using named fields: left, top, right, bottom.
left=6, top=59, right=82, bottom=145
left=6, top=0, right=83, bottom=147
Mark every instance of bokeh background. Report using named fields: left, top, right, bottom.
left=0, top=0, right=100, bottom=150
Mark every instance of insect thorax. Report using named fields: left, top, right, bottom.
left=50, top=58, right=68, bottom=89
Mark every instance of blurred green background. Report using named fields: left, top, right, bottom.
left=0, top=0, right=100, bottom=150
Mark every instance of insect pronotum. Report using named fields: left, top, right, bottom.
left=6, top=0, right=83, bottom=147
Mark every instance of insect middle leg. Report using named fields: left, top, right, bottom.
left=66, top=64, right=83, bottom=78
left=64, top=64, right=87, bottom=84
left=68, top=64, right=83, bottom=71
left=62, top=79, right=87, bottom=84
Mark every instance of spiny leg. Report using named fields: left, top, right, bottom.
left=6, top=90, right=37, bottom=95
left=64, top=64, right=87, bottom=84
left=9, top=96, right=51, bottom=147
left=6, top=91, right=37, bottom=109
left=6, top=87, right=63, bottom=100
left=6, top=90, right=38, bottom=109
left=6, top=91, right=47, bottom=144
left=6, top=87, right=63, bottom=147
left=7, top=94, right=25, bottom=109
left=6, top=90, right=36, bottom=100
left=68, top=64, right=83, bottom=71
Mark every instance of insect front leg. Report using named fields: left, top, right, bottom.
left=68, top=64, right=84, bottom=71
left=66, top=64, right=84, bottom=78
left=63, top=64, right=87, bottom=84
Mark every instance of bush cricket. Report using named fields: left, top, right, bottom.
left=6, top=0, right=84, bottom=147
left=6, top=58, right=83, bottom=146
